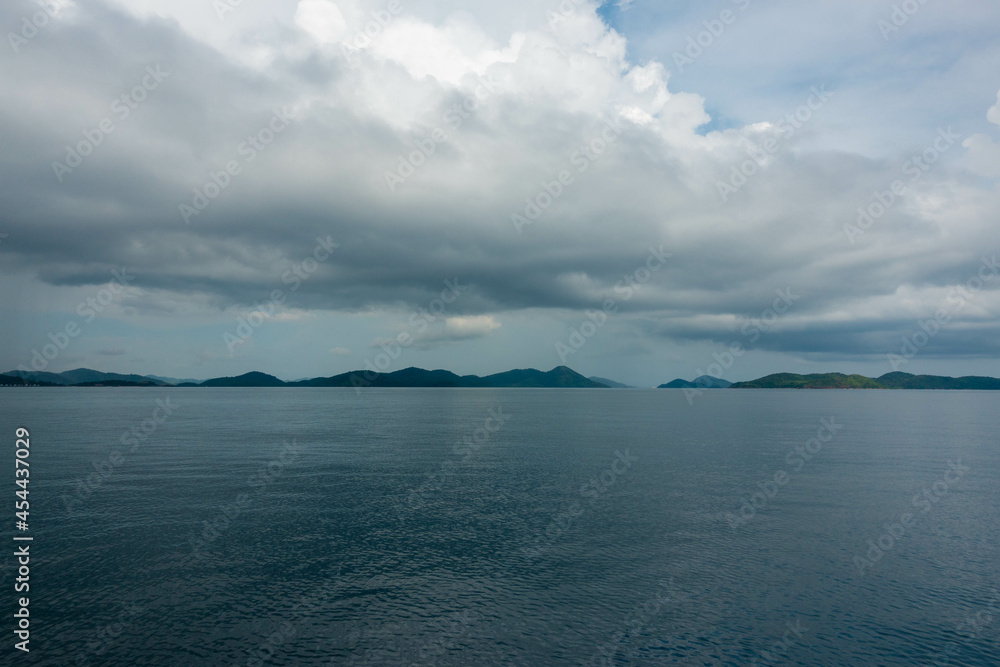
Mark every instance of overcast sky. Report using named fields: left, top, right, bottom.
left=1, top=0, right=999, bottom=386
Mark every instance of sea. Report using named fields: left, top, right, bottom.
left=0, top=388, right=998, bottom=666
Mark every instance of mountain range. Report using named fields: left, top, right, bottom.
left=728, top=372, right=1000, bottom=390
left=4, top=368, right=1000, bottom=390
left=1, top=366, right=607, bottom=388
left=2, top=369, right=172, bottom=386
left=287, top=366, right=608, bottom=388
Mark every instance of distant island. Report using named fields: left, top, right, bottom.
left=3, top=368, right=1000, bottom=390
left=1, top=366, right=607, bottom=389
left=726, top=372, right=1000, bottom=390
left=658, top=375, right=733, bottom=389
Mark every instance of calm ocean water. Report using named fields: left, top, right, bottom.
left=0, top=388, right=998, bottom=666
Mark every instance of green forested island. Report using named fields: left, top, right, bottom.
left=727, top=372, right=1000, bottom=390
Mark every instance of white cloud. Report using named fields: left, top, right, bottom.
left=961, top=89, right=1000, bottom=178
left=370, top=14, right=517, bottom=85
left=444, top=315, right=501, bottom=337
left=382, top=316, right=503, bottom=351
left=294, top=0, right=348, bottom=44
left=963, top=134, right=1000, bottom=178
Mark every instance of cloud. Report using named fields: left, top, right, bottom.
left=443, top=315, right=501, bottom=337
left=412, top=315, right=501, bottom=349
left=330, top=346, right=351, bottom=356
left=962, top=88, right=1000, bottom=178
left=372, top=315, right=502, bottom=351
left=0, top=0, right=998, bottom=374
left=294, top=0, right=348, bottom=44
left=963, top=135, right=1000, bottom=178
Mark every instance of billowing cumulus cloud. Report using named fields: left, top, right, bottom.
left=1, top=0, right=999, bottom=383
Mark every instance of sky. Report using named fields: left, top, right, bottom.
left=1, top=0, right=999, bottom=387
